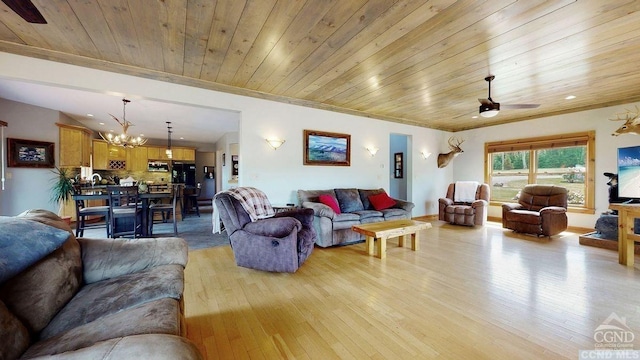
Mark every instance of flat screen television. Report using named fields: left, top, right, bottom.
left=617, top=145, right=640, bottom=199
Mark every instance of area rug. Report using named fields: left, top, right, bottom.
left=77, top=214, right=229, bottom=251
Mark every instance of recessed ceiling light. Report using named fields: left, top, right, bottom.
left=99, top=122, right=105, bottom=125
left=180, top=137, right=184, bottom=140
left=87, top=113, right=93, bottom=117
left=565, top=95, right=576, bottom=100
left=472, top=116, right=478, bottom=119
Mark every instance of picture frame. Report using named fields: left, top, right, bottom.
left=7, top=138, right=55, bottom=168
left=394, top=152, right=403, bottom=178
left=303, top=129, right=351, bottom=166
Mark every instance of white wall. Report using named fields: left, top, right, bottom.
left=0, top=52, right=452, bottom=217
left=453, top=102, right=640, bottom=229
left=0, top=98, right=61, bottom=215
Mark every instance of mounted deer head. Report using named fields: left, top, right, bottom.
left=437, top=137, right=464, bottom=168
left=611, top=106, right=640, bottom=136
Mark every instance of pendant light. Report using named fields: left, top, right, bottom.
left=166, top=121, right=173, bottom=159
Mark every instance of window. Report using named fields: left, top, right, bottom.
left=485, top=131, right=595, bottom=213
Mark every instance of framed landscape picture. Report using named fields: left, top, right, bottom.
left=303, top=130, right=351, bottom=166
left=7, top=138, right=55, bottom=168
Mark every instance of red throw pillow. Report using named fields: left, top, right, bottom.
left=368, top=192, right=396, bottom=211
left=319, top=194, right=341, bottom=214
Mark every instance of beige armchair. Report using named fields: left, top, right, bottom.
left=502, top=184, right=568, bottom=237
left=438, top=183, right=490, bottom=226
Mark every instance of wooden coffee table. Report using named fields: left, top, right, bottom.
left=352, top=219, right=432, bottom=259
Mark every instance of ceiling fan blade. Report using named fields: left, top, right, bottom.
left=478, top=98, right=494, bottom=106
left=502, top=104, right=540, bottom=109
left=2, top=0, right=47, bottom=24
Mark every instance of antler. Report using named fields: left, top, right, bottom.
left=609, top=105, right=640, bottom=124
left=448, top=137, right=464, bottom=148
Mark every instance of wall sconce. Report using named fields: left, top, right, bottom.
left=420, top=151, right=432, bottom=159
left=266, top=138, right=285, bottom=150
left=366, top=146, right=379, bottom=157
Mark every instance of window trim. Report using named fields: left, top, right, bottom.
left=484, top=131, right=595, bottom=214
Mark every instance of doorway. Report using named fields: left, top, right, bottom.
left=389, top=133, right=411, bottom=200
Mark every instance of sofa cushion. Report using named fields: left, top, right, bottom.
left=334, top=188, right=364, bottom=213
left=26, top=334, right=201, bottom=360
left=25, top=298, right=181, bottom=358
left=504, top=209, right=542, bottom=225
left=368, top=192, right=396, bottom=211
left=0, top=237, right=82, bottom=336
left=0, top=300, right=29, bottom=360
left=332, top=212, right=360, bottom=222
left=41, top=264, right=184, bottom=340
left=318, top=194, right=341, bottom=214
left=381, top=208, right=408, bottom=219
left=353, top=210, right=383, bottom=220
left=0, top=216, right=71, bottom=284
left=358, top=188, right=385, bottom=210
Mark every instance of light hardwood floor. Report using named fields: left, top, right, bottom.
left=184, top=221, right=640, bottom=359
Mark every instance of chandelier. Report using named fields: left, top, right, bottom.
left=99, top=98, right=147, bottom=148
left=166, top=121, right=173, bottom=159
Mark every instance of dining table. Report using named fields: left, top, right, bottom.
left=73, top=189, right=173, bottom=237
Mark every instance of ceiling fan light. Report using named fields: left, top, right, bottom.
left=480, top=109, right=499, bottom=118
left=479, top=103, right=500, bottom=118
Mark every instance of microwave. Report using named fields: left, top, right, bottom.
left=148, top=161, right=169, bottom=172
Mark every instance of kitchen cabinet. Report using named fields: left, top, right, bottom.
left=180, top=148, right=195, bottom=161
left=92, top=140, right=108, bottom=170
left=147, top=146, right=195, bottom=161
left=127, top=146, right=148, bottom=171
left=108, top=144, right=126, bottom=160
left=147, top=146, right=159, bottom=160
left=57, top=123, right=92, bottom=167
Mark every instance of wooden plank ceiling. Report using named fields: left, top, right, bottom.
left=0, top=0, right=639, bottom=132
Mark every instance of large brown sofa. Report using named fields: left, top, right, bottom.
left=502, top=184, right=568, bottom=237
left=0, top=209, right=201, bottom=360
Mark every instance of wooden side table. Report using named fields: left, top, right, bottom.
left=272, top=204, right=297, bottom=213
left=609, top=203, right=640, bottom=266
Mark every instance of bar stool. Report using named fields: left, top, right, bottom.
left=148, top=184, right=181, bottom=236
left=182, top=183, right=201, bottom=218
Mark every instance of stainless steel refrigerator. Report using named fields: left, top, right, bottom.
left=171, top=162, right=196, bottom=186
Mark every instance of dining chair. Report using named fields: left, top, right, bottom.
left=73, top=185, right=110, bottom=237
left=182, top=183, right=201, bottom=218
left=106, top=185, right=142, bottom=238
left=148, top=184, right=181, bottom=236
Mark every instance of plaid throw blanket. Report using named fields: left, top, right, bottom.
left=212, top=187, right=275, bottom=234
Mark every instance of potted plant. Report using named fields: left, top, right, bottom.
left=50, top=166, right=75, bottom=224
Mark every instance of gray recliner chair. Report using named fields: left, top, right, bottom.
left=438, top=183, right=490, bottom=226
left=214, top=190, right=316, bottom=273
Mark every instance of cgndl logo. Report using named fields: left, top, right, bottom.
left=594, top=313, right=635, bottom=348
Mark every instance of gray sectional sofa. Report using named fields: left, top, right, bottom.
left=298, top=188, right=414, bottom=247
left=0, top=209, right=201, bottom=360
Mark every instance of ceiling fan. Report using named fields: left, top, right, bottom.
left=478, top=75, right=540, bottom=118
left=2, top=0, right=46, bottom=24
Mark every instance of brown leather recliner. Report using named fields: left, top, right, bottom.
left=502, top=184, right=568, bottom=237
left=439, top=183, right=490, bottom=226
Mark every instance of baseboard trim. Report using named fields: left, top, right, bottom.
left=413, top=215, right=438, bottom=222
